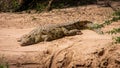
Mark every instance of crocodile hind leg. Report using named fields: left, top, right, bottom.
left=41, top=35, right=49, bottom=43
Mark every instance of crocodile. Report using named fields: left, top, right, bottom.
left=18, top=20, right=93, bottom=46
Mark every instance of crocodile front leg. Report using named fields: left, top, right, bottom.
left=62, top=27, right=82, bottom=36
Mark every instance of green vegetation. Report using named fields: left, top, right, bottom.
left=0, top=64, right=9, bottom=68
left=107, top=27, right=120, bottom=43
left=109, top=10, right=120, bottom=43
left=89, top=10, right=120, bottom=43
left=35, top=3, right=47, bottom=12
left=90, top=9, right=120, bottom=30
left=115, top=37, right=120, bottom=43
left=89, top=23, right=103, bottom=29
left=1, top=0, right=120, bottom=12
left=113, top=10, right=120, bottom=16
left=107, top=28, right=120, bottom=34
left=0, top=55, right=9, bottom=68
left=0, top=0, right=20, bottom=12
left=91, top=16, right=120, bottom=30
left=0, top=0, right=98, bottom=12
left=12, top=0, right=19, bottom=9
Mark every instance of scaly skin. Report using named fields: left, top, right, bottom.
left=18, top=20, right=93, bottom=46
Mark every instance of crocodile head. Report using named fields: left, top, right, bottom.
left=18, top=34, right=35, bottom=46
left=77, top=20, right=93, bottom=29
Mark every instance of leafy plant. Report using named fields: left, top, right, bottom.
left=13, top=0, right=19, bottom=9
left=113, top=10, right=120, bottom=16
left=103, top=20, right=112, bottom=25
left=91, top=11, right=120, bottom=30
left=0, top=63, right=9, bottom=68
left=86, top=9, right=120, bottom=43
left=0, top=55, right=9, bottom=68
left=113, top=36, right=120, bottom=44
left=89, top=23, right=103, bottom=29
left=110, top=16, right=120, bottom=22
left=35, top=3, right=46, bottom=12
left=89, top=20, right=112, bottom=30
left=106, top=10, right=120, bottom=44
left=106, top=28, right=120, bottom=34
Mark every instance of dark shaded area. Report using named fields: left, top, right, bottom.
left=51, top=0, right=97, bottom=8
left=16, top=0, right=34, bottom=11
left=0, top=0, right=120, bottom=12
left=0, top=0, right=20, bottom=12
left=0, top=0, right=98, bottom=12
left=18, top=0, right=97, bottom=12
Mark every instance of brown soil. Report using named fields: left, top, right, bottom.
left=0, top=5, right=120, bottom=68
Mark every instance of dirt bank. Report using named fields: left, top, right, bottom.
left=0, top=5, right=120, bottom=68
